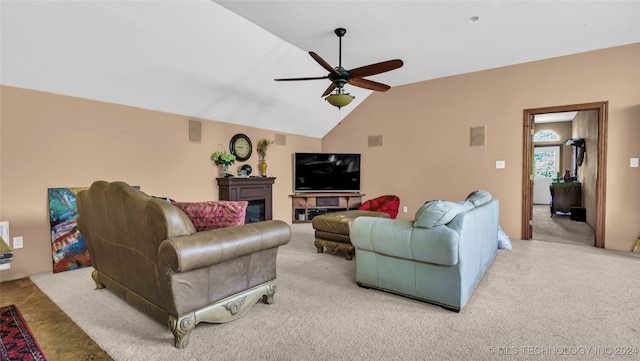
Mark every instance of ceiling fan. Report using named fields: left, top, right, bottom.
left=274, top=28, right=404, bottom=108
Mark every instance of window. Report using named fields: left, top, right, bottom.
left=533, top=130, right=560, bottom=142
left=534, top=146, right=560, bottom=178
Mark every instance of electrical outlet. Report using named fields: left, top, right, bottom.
left=402, top=206, right=408, bottom=213
left=13, top=236, right=23, bottom=249
left=496, top=160, right=506, bottom=169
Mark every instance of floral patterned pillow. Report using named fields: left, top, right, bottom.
left=171, top=200, right=248, bottom=232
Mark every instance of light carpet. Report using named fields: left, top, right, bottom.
left=532, top=205, right=595, bottom=247
left=31, top=224, right=640, bottom=361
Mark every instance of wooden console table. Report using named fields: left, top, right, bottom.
left=549, top=182, right=581, bottom=217
left=290, top=193, right=364, bottom=223
left=217, top=177, right=275, bottom=223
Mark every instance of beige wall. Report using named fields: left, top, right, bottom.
left=0, top=86, right=320, bottom=281
left=322, top=43, right=640, bottom=252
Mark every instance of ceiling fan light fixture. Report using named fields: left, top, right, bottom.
left=325, top=90, right=354, bottom=109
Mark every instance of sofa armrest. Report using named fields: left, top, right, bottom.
left=351, top=217, right=460, bottom=266
left=158, top=220, right=291, bottom=273
left=449, top=199, right=499, bottom=269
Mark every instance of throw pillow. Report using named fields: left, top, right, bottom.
left=465, top=190, right=492, bottom=206
left=414, top=200, right=465, bottom=229
left=358, top=195, right=400, bottom=219
left=498, top=225, right=512, bottom=251
left=171, top=200, right=248, bottom=232
left=457, top=200, right=475, bottom=212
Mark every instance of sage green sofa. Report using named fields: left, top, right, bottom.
left=350, top=191, right=499, bottom=311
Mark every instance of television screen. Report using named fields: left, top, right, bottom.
left=293, top=153, right=361, bottom=193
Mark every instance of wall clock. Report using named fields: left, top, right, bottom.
left=229, top=133, right=252, bottom=162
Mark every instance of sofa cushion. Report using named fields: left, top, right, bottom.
left=465, top=190, right=492, bottom=206
left=171, top=200, right=248, bottom=232
left=414, top=200, right=465, bottom=229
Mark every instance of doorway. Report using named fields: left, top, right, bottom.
left=533, top=145, right=560, bottom=205
left=533, top=140, right=594, bottom=246
left=521, top=102, right=608, bottom=248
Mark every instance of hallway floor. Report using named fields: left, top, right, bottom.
left=532, top=204, right=594, bottom=247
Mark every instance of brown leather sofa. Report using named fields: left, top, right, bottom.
left=77, top=180, right=292, bottom=348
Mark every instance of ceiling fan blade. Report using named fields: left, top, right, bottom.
left=274, top=76, right=329, bottom=81
left=349, top=59, right=404, bottom=79
left=309, top=51, right=341, bottom=76
left=321, top=83, right=337, bottom=97
left=348, top=77, right=391, bottom=92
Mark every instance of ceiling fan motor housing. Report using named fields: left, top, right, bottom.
left=329, top=69, right=350, bottom=87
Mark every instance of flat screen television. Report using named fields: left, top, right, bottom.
left=293, top=153, right=361, bottom=193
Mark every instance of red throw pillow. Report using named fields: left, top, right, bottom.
left=358, top=195, right=400, bottom=219
left=171, top=200, right=248, bottom=231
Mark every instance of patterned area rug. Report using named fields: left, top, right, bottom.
left=0, top=305, right=48, bottom=361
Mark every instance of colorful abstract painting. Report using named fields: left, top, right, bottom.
left=48, top=187, right=90, bottom=273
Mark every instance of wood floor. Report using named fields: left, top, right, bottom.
left=0, top=277, right=113, bottom=361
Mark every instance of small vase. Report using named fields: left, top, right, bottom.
left=563, top=169, right=571, bottom=182
left=221, top=163, right=229, bottom=177
left=258, top=159, right=267, bottom=177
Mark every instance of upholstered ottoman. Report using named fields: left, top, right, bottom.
left=312, top=210, right=390, bottom=260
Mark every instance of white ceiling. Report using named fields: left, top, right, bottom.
left=534, top=111, right=578, bottom=123
left=2, top=1, right=639, bottom=138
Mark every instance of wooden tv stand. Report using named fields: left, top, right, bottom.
left=290, top=193, right=365, bottom=223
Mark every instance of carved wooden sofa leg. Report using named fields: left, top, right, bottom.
left=261, top=283, right=277, bottom=304
left=169, top=314, right=196, bottom=349
left=91, top=270, right=105, bottom=289
left=167, top=281, right=278, bottom=349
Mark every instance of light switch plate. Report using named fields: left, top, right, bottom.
left=631, top=158, right=639, bottom=168
left=13, top=236, right=23, bottom=249
left=496, top=160, right=506, bottom=169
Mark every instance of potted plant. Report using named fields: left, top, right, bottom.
left=256, top=138, right=273, bottom=176
left=211, top=151, right=236, bottom=177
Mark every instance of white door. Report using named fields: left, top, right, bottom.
left=533, top=146, right=560, bottom=205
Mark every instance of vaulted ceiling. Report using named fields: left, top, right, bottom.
left=2, top=1, right=638, bottom=138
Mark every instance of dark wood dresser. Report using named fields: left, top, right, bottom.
left=549, top=182, right=581, bottom=217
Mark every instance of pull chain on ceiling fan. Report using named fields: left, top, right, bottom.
left=275, top=28, right=404, bottom=108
